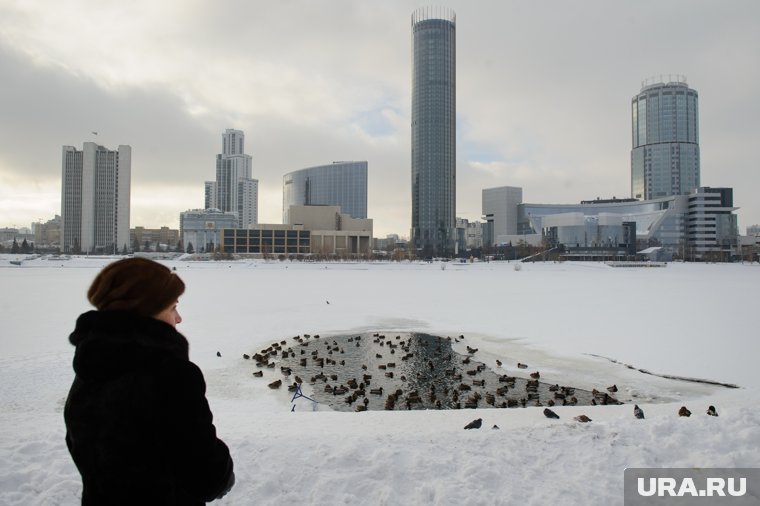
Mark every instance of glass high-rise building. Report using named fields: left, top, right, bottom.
left=282, top=161, right=368, bottom=224
left=411, top=7, right=456, bottom=257
left=631, top=76, right=700, bottom=200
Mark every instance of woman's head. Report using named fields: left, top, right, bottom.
left=88, top=258, right=185, bottom=325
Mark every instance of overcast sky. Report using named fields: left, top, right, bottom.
left=1, top=0, right=759, bottom=237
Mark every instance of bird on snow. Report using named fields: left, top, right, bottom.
left=326, top=300, right=330, bottom=304
left=463, top=418, right=482, bottom=430
left=517, top=363, right=528, bottom=369
left=530, top=371, right=540, bottom=379
left=492, top=425, right=500, bottom=430
left=706, top=405, right=718, bottom=417
left=607, top=384, right=617, bottom=393
left=634, top=405, right=645, bottom=419
left=543, top=408, right=560, bottom=419
left=574, top=415, right=592, bottom=423
left=678, top=406, right=692, bottom=417
left=216, top=351, right=221, bottom=357
left=496, top=359, right=502, bottom=367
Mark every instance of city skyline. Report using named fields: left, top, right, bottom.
left=1, top=1, right=759, bottom=237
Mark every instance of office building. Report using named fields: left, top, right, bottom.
left=482, top=187, right=523, bottom=241
left=482, top=185, right=740, bottom=260
left=631, top=76, right=700, bottom=200
left=411, top=7, right=456, bottom=257
left=61, top=143, right=131, bottom=253
left=282, top=161, right=368, bottom=224
left=222, top=205, right=373, bottom=257
left=214, top=129, right=258, bottom=227
left=179, top=208, right=238, bottom=253
left=687, top=187, right=738, bottom=260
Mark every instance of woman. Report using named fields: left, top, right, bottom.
left=64, top=257, right=234, bottom=505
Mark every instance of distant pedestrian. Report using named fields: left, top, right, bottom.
left=64, top=258, right=234, bottom=505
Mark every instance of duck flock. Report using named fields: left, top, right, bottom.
left=243, top=332, right=626, bottom=412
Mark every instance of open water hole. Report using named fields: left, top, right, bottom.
left=250, top=332, right=609, bottom=412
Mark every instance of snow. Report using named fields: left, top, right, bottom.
left=1, top=257, right=759, bottom=505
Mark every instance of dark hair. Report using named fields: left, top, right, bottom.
left=87, top=258, right=185, bottom=317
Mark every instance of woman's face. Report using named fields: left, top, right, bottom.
left=154, top=300, right=182, bottom=328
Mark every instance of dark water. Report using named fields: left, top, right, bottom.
left=260, top=332, right=606, bottom=412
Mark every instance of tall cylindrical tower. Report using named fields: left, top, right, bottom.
left=631, top=76, right=700, bottom=200
left=411, top=7, right=456, bottom=257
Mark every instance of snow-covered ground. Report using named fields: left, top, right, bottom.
left=1, top=257, right=759, bottom=505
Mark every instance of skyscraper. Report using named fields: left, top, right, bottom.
left=411, top=7, right=456, bottom=257
left=214, top=129, right=258, bottom=227
left=282, top=161, right=368, bottom=224
left=631, top=76, right=700, bottom=201
left=61, top=143, right=131, bottom=253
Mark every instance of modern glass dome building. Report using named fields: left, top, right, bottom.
left=411, top=7, right=456, bottom=257
left=282, top=161, right=368, bottom=224
left=631, top=77, right=700, bottom=200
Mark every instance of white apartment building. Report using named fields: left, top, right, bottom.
left=214, top=129, right=258, bottom=228
left=61, top=143, right=131, bottom=253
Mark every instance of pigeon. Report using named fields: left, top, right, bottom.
left=543, top=408, right=560, bottom=419
left=678, top=406, right=691, bottom=417
left=574, top=415, right=592, bottom=423
left=706, top=405, right=718, bottom=417
left=216, top=351, right=221, bottom=357
left=463, top=418, right=482, bottom=430
left=634, top=405, right=645, bottom=419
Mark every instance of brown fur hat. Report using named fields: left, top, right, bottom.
left=87, top=258, right=185, bottom=317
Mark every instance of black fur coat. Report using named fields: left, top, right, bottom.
left=64, top=310, right=234, bottom=505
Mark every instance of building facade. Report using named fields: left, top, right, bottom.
left=33, top=215, right=61, bottom=248
left=482, top=185, right=740, bottom=260
left=204, top=181, right=217, bottom=210
left=214, top=129, right=258, bottom=227
left=179, top=208, right=238, bottom=253
left=61, top=143, right=131, bottom=254
left=411, top=7, right=456, bottom=257
left=482, top=186, right=523, bottom=241
left=687, top=187, right=738, bottom=260
left=631, top=77, right=700, bottom=200
left=222, top=205, right=373, bottom=257
left=282, top=161, right=368, bottom=224
left=222, top=227, right=311, bottom=256
left=130, top=226, right=180, bottom=252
